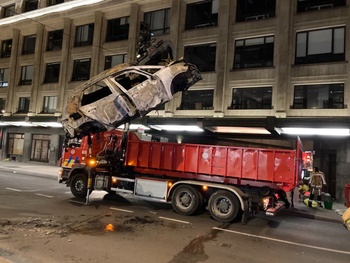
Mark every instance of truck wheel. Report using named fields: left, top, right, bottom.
left=70, top=174, right=88, bottom=198
left=171, top=185, right=201, bottom=216
left=208, top=190, right=240, bottom=223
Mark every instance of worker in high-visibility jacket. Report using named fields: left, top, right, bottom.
left=308, top=167, right=327, bottom=207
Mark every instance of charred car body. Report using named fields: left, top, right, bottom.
left=62, top=60, right=201, bottom=139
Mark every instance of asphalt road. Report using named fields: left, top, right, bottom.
left=0, top=170, right=349, bottom=263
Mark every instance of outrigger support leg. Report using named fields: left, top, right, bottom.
left=85, top=169, right=93, bottom=205
left=85, top=133, right=93, bottom=205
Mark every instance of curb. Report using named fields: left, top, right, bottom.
left=283, top=209, right=343, bottom=224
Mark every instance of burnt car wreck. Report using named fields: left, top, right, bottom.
left=61, top=60, right=202, bottom=139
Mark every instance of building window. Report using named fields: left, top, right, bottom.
left=75, top=24, right=94, bottom=47
left=234, top=36, right=274, bottom=69
left=42, top=96, right=57, bottom=113
left=44, top=62, right=60, bottom=83
left=230, top=87, right=272, bottom=109
left=7, top=133, right=25, bottom=156
left=236, top=0, right=276, bottom=22
left=72, top=59, right=91, bottom=81
left=22, top=35, right=36, bottom=55
left=24, top=0, right=38, bottom=12
left=47, top=0, right=64, bottom=6
left=184, top=43, right=216, bottom=72
left=20, top=65, right=33, bottom=85
left=293, top=84, right=344, bottom=109
left=297, top=0, right=346, bottom=13
left=3, top=4, right=16, bottom=18
left=31, top=134, right=51, bottom=162
left=47, top=30, right=63, bottom=51
left=18, top=97, right=30, bottom=113
left=105, top=54, right=126, bottom=69
left=0, top=98, right=5, bottom=113
left=185, top=0, right=218, bottom=30
left=295, top=27, right=345, bottom=65
left=106, top=17, right=129, bottom=42
left=1, top=39, right=12, bottom=58
left=0, top=68, right=9, bottom=87
left=144, top=8, right=170, bottom=36
left=179, top=89, right=214, bottom=110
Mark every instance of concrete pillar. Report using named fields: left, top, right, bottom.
left=164, top=0, right=181, bottom=115
left=57, top=18, right=72, bottom=114
left=213, top=0, right=231, bottom=116
left=38, top=0, right=46, bottom=9
left=169, top=0, right=181, bottom=59
left=273, top=0, right=294, bottom=117
left=22, top=132, right=32, bottom=162
left=345, top=0, right=350, bottom=112
left=91, top=11, right=104, bottom=76
left=49, top=133, right=59, bottom=166
left=29, top=23, right=44, bottom=114
left=128, top=3, right=139, bottom=63
left=5, top=29, right=20, bottom=115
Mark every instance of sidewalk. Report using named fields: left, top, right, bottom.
left=0, top=159, right=348, bottom=224
left=0, top=159, right=59, bottom=179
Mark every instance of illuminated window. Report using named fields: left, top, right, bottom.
left=0, top=98, right=6, bottom=113
left=295, top=27, right=345, bottom=64
left=293, top=84, right=344, bottom=109
left=0, top=68, right=9, bottom=87
left=179, top=89, right=214, bottom=110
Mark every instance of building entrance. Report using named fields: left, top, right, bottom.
left=30, top=134, right=51, bottom=162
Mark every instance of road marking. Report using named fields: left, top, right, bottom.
left=109, top=207, right=134, bottom=213
left=5, top=188, right=22, bottom=192
left=158, top=216, right=190, bottom=224
left=69, top=200, right=85, bottom=205
left=35, top=193, right=54, bottom=198
left=213, top=227, right=350, bottom=255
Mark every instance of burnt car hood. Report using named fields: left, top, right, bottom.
left=61, top=60, right=201, bottom=138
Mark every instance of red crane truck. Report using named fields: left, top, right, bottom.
left=60, top=129, right=303, bottom=223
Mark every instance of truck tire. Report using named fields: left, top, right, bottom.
left=208, top=190, right=240, bottom=223
left=171, top=185, right=201, bottom=216
left=70, top=173, right=88, bottom=198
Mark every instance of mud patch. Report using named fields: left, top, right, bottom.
left=0, top=214, right=170, bottom=240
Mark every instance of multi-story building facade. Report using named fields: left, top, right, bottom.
left=0, top=0, right=349, bottom=201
